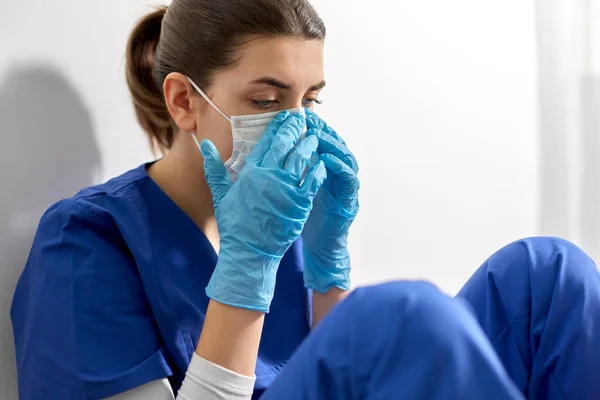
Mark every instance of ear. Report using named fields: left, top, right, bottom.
left=163, top=72, right=202, bottom=133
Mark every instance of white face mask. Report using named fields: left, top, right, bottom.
left=187, top=77, right=306, bottom=182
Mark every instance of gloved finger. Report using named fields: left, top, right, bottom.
left=245, top=110, right=291, bottom=166
left=261, top=113, right=306, bottom=169
left=200, top=139, right=232, bottom=209
left=301, top=160, right=327, bottom=199
left=284, top=135, right=319, bottom=182
left=321, top=152, right=355, bottom=178
left=308, top=128, right=359, bottom=173
left=321, top=153, right=360, bottom=211
left=305, top=108, right=346, bottom=145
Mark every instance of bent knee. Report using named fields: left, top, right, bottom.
left=490, top=236, right=598, bottom=282
left=346, top=281, right=478, bottom=345
left=348, top=281, right=448, bottom=316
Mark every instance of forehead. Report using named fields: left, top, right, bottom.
left=227, top=36, right=324, bottom=87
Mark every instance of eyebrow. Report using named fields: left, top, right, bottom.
left=308, top=80, right=327, bottom=91
left=250, top=76, right=326, bottom=91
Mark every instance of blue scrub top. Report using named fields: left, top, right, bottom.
left=11, top=164, right=311, bottom=399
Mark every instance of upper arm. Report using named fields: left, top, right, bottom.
left=11, top=200, right=172, bottom=399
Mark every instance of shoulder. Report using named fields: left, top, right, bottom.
left=21, top=165, right=155, bottom=297
left=75, top=163, right=151, bottom=200
left=28, top=164, right=162, bottom=279
left=38, top=164, right=153, bottom=236
left=19, top=164, right=158, bottom=324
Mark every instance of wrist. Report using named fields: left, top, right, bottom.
left=302, top=250, right=351, bottom=294
left=196, top=300, right=265, bottom=376
left=311, top=287, right=349, bottom=327
left=207, top=250, right=282, bottom=313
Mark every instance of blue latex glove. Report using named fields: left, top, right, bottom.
left=302, top=109, right=360, bottom=294
left=200, top=111, right=327, bottom=313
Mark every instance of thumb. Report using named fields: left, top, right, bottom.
left=200, top=139, right=232, bottom=209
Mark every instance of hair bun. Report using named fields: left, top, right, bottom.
left=125, top=6, right=173, bottom=153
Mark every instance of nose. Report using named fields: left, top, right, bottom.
left=281, top=97, right=305, bottom=111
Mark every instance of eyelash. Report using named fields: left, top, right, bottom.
left=306, top=98, right=323, bottom=107
left=251, top=98, right=323, bottom=109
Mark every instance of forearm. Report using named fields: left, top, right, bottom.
left=195, top=300, right=264, bottom=376
left=312, top=287, right=349, bottom=327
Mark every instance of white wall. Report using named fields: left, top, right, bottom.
left=0, top=0, right=538, bottom=397
left=535, top=0, right=600, bottom=263
left=310, top=0, right=539, bottom=291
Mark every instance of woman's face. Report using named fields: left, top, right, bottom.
left=194, top=36, right=325, bottom=162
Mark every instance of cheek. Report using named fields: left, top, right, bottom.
left=196, top=113, right=233, bottom=160
left=212, top=129, right=233, bottom=161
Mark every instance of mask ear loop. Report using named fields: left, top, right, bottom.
left=186, top=77, right=232, bottom=123
left=190, top=131, right=203, bottom=152
left=187, top=76, right=232, bottom=151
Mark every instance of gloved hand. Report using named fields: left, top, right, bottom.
left=200, top=111, right=327, bottom=313
left=302, top=109, right=360, bottom=294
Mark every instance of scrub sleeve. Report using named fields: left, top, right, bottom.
left=11, top=200, right=172, bottom=399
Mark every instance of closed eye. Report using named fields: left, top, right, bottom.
left=251, top=99, right=278, bottom=110
left=303, top=98, right=323, bottom=107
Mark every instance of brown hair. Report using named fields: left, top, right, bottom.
left=126, top=0, right=326, bottom=153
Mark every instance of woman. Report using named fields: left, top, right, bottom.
left=11, top=0, right=600, bottom=399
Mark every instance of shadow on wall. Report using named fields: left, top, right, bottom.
left=0, top=64, right=101, bottom=399
left=580, top=76, right=600, bottom=262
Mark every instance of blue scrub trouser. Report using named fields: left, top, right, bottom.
left=261, top=237, right=600, bottom=399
